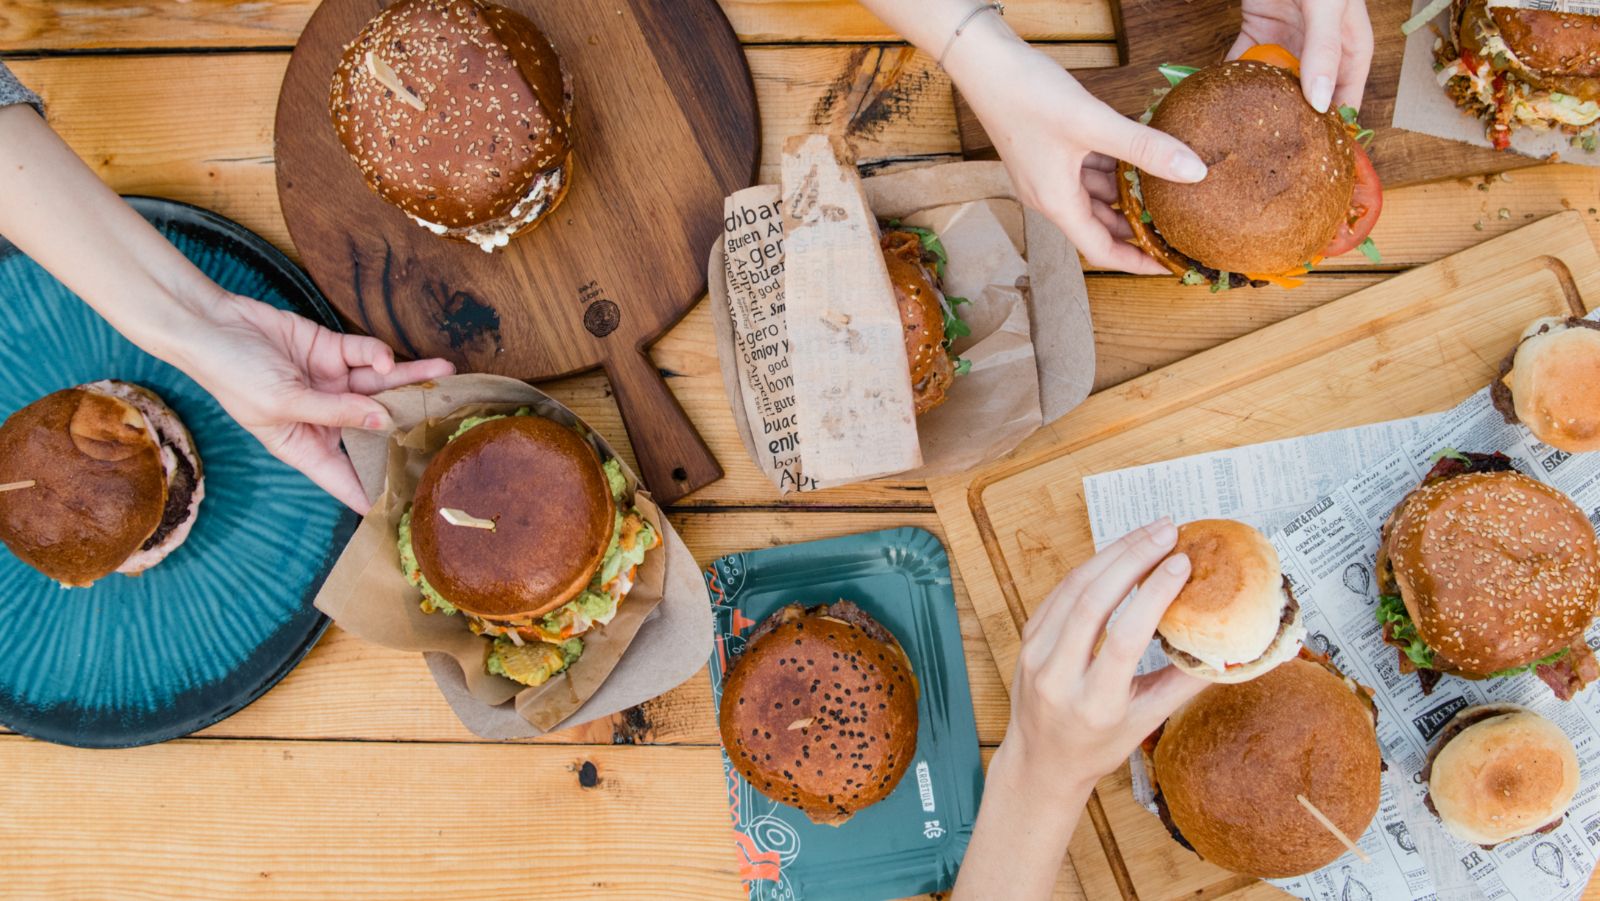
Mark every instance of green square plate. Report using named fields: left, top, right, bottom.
left=704, top=526, right=984, bottom=901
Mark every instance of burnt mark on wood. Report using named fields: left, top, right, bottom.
left=810, top=46, right=930, bottom=141
left=351, top=237, right=420, bottom=360
left=423, top=281, right=502, bottom=357
left=611, top=704, right=655, bottom=745
left=577, top=760, right=600, bottom=788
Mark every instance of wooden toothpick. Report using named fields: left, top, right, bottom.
left=439, top=508, right=496, bottom=531
left=0, top=480, right=36, bottom=493
left=1297, top=794, right=1372, bottom=863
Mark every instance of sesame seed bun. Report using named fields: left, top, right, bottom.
left=409, top=415, right=615, bottom=622
left=1457, top=1, right=1600, bottom=98
left=881, top=229, right=954, bottom=415
left=1135, top=60, right=1355, bottom=276
left=1504, top=317, right=1600, bottom=453
left=329, top=0, right=574, bottom=247
left=1427, top=705, right=1580, bottom=847
left=1154, top=519, right=1306, bottom=683
left=717, top=601, right=919, bottom=826
left=1378, top=470, right=1600, bottom=677
left=1151, top=656, right=1381, bottom=878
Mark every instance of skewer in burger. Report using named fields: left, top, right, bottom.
left=1376, top=452, right=1600, bottom=699
left=1142, top=650, right=1382, bottom=878
left=718, top=601, right=919, bottom=825
left=397, top=409, right=659, bottom=687
left=880, top=225, right=971, bottom=415
left=1152, top=519, right=1306, bottom=683
left=0, top=381, right=204, bottom=588
left=1119, top=45, right=1383, bottom=290
left=1423, top=704, right=1581, bottom=847
left=329, top=0, right=575, bottom=252
left=1493, top=316, right=1600, bottom=453
left=1431, top=1, right=1600, bottom=152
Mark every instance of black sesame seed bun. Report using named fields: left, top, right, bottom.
left=329, top=0, right=574, bottom=249
left=717, top=601, right=919, bottom=826
left=1378, top=470, right=1600, bottom=677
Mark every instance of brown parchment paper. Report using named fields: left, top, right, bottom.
left=1393, top=0, right=1600, bottom=165
left=319, top=374, right=712, bottom=740
left=709, top=158, right=1093, bottom=491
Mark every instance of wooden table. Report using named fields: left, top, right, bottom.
left=3, top=2, right=1600, bottom=898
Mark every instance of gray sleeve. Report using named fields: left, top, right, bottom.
left=0, top=59, right=44, bottom=116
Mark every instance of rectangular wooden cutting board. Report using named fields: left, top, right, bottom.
left=927, top=211, right=1600, bottom=900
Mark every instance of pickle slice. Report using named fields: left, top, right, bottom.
left=486, top=638, right=583, bottom=687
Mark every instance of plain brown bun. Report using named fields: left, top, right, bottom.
left=0, top=386, right=166, bottom=587
left=1429, top=705, right=1579, bottom=846
left=1379, top=470, right=1600, bottom=676
left=1459, top=1, right=1600, bottom=100
left=410, top=415, right=614, bottom=621
left=1141, top=60, right=1355, bottom=275
left=329, top=0, right=574, bottom=236
left=1156, top=519, right=1305, bottom=683
left=1154, top=657, right=1381, bottom=878
left=718, top=601, right=919, bottom=825
left=1508, top=318, right=1600, bottom=453
left=881, top=229, right=954, bottom=415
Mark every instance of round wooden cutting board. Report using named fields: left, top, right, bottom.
left=275, top=0, right=759, bottom=503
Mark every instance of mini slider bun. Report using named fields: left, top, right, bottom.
left=1150, top=654, right=1382, bottom=878
left=329, top=0, right=574, bottom=252
left=0, top=381, right=204, bottom=587
left=1497, top=317, right=1600, bottom=453
left=1154, top=519, right=1305, bottom=683
left=1426, top=705, right=1580, bottom=847
left=718, top=601, right=919, bottom=825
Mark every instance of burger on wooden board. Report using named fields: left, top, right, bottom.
left=1376, top=452, right=1600, bottom=699
left=1151, top=519, right=1306, bottom=683
left=397, top=410, right=660, bottom=687
left=1493, top=316, right=1600, bottom=453
left=1118, top=45, right=1383, bottom=291
left=329, top=0, right=575, bottom=252
left=0, top=381, right=204, bottom=588
left=880, top=226, right=971, bottom=416
left=1142, top=651, right=1382, bottom=878
left=718, top=601, right=919, bottom=825
left=1433, top=0, right=1600, bottom=151
left=1424, top=704, right=1581, bottom=847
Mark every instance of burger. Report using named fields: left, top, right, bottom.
left=880, top=226, right=970, bottom=415
left=1142, top=651, right=1382, bottom=878
left=329, top=0, right=574, bottom=252
left=0, top=381, right=204, bottom=587
left=1493, top=316, right=1600, bottom=453
left=1433, top=1, right=1600, bottom=152
left=1376, top=452, right=1600, bottom=698
left=397, top=410, right=659, bottom=687
left=1153, top=519, right=1306, bottom=683
left=717, top=601, right=919, bottom=825
left=1119, top=47, right=1383, bottom=290
left=1424, top=704, right=1580, bottom=846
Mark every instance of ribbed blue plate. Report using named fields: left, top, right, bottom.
left=0, top=197, right=357, bottom=748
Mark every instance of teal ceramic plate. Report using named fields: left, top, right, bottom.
left=0, top=196, right=357, bottom=748
left=705, top=527, right=984, bottom=901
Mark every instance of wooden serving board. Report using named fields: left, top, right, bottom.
left=275, top=0, right=759, bottom=503
left=928, top=211, right=1600, bottom=900
left=957, top=0, right=1541, bottom=189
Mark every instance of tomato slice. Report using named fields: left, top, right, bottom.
left=1321, top=140, right=1382, bottom=258
left=1239, top=43, right=1301, bottom=72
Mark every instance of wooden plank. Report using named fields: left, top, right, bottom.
left=929, top=212, right=1600, bottom=899
left=0, top=0, right=1113, bottom=50
left=0, top=512, right=1010, bottom=745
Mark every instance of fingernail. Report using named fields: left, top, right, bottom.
left=1170, top=149, right=1207, bottom=183
left=1150, top=518, right=1177, bottom=544
left=363, top=412, right=391, bottom=431
left=1309, top=75, right=1334, bottom=113
left=1164, top=553, right=1191, bottom=574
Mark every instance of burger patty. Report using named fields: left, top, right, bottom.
left=1158, top=576, right=1299, bottom=670
left=1492, top=317, right=1600, bottom=424
left=142, top=443, right=197, bottom=551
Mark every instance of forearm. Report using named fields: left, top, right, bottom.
left=0, top=105, right=214, bottom=366
left=953, top=741, right=1093, bottom=901
left=857, top=0, right=1027, bottom=81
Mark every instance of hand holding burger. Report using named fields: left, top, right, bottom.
left=952, top=518, right=1206, bottom=901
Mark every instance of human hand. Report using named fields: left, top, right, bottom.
left=1004, top=517, right=1207, bottom=797
left=1231, top=0, right=1375, bottom=112
left=176, top=290, right=455, bottom=513
left=945, top=24, right=1208, bottom=274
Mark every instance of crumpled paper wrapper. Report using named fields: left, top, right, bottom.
left=317, top=373, right=712, bottom=740
left=710, top=158, right=1093, bottom=491
left=1393, top=0, right=1600, bottom=165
